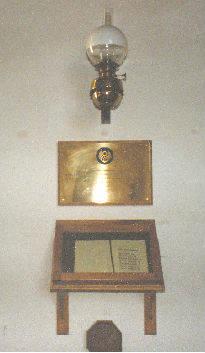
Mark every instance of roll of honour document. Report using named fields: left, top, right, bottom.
left=74, top=239, right=149, bottom=273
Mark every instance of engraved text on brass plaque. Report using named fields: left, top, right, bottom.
left=58, top=140, right=152, bottom=205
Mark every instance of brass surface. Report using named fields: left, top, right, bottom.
left=58, top=140, right=152, bottom=205
left=89, top=61, right=125, bottom=124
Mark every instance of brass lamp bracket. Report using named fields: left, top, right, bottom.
left=90, top=61, right=125, bottom=124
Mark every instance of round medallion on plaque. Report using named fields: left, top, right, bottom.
left=96, top=147, right=113, bottom=164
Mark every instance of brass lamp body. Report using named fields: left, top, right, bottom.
left=90, top=62, right=124, bottom=124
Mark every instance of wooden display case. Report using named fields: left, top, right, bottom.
left=50, top=220, right=165, bottom=335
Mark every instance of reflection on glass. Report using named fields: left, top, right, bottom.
left=75, top=240, right=112, bottom=272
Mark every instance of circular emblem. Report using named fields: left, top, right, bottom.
left=96, top=147, right=113, bottom=164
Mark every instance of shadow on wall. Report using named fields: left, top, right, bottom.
left=39, top=234, right=54, bottom=297
left=64, top=62, right=98, bottom=131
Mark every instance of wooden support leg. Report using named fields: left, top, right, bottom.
left=144, top=292, right=156, bottom=335
left=57, top=292, right=69, bottom=335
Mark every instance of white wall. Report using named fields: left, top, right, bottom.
left=0, top=0, right=205, bottom=351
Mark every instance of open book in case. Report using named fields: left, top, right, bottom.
left=51, top=220, right=164, bottom=335
left=63, top=234, right=150, bottom=274
left=51, top=219, right=164, bottom=291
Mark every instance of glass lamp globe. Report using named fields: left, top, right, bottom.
left=86, top=19, right=128, bottom=68
left=86, top=11, right=128, bottom=124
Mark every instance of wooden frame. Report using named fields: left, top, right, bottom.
left=50, top=220, right=165, bottom=335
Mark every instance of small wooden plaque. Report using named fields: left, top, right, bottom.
left=87, top=321, right=122, bottom=352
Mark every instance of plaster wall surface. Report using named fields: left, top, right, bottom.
left=0, top=0, right=205, bottom=351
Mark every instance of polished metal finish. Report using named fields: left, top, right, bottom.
left=89, top=61, right=125, bottom=124
left=58, top=141, right=152, bottom=205
left=90, top=76, right=123, bottom=110
left=96, top=147, right=113, bottom=164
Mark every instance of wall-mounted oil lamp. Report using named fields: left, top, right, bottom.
left=86, top=11, right=128, bottom=124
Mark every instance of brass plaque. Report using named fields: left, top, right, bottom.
left=58, top=140, right=152, bottom=205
